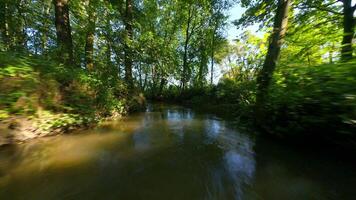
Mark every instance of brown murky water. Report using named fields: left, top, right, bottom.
left=0, top=104, right=355, bottom=200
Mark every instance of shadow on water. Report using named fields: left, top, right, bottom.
left=0, top=104, right=355, bottom=200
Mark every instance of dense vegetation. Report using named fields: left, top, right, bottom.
left=0, top=0, right=355, bottom=147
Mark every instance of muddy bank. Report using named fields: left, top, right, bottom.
left=0, top=115, right=97, bottom=146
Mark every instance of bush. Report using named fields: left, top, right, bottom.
left=0, top=52, right=130, bottom=121
left=265, top=61, right=356, bottom=142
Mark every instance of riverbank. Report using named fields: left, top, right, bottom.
left=176, top=98, right=356, bottom=151
left=0, top=112, right=97, bottom=146
left=152, top=60, right=356, bottom=150
left=0, top=52, right=144, bottom=146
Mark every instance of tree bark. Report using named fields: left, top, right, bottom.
left=256, top=0, right=291, bottom=124
left=341, top=0, right=355, bottom=61
left=0, top=0, right=10, bottom=50
left=181, top=7, right=192, bottom=91
left=53, top=0, right=74, bottom=65
left=124, top=0, right=133, bottom=88
left=85, top=0, right=96, bottom=71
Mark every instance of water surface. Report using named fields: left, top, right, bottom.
left=0, top=104, right=355, bottom=199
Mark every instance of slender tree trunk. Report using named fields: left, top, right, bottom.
left=159, top=77, right=167, bottom=96
left=41, top=0, right=51, bottom=54
left=143, top=69, right=148, bottom=91
left=124, top=0, right=133, bottom=88
left=181, top=7, right=192, bottom=91
left=104, top=0, right=113, bottom=72
left=106, top=41, right=111, bottom=66
left=85, top=0, right=96, bottom=71
left=0, top=0, right=10, bottom=50
left=210, top=27, right=216, bottom=85
left=112, top=45, right=121, bottom=77
left=198, top=39, right=207, bottom=88
left=106, top=19, right=112, bottom=68
left=341, top=0, right=355, bottom=61
left=256, top=0, right=291, bottom=124
left=1, top=0, right=26, bottom=50
left=14, top=1, right=26, bottom=50
left=151, top=65, right=156, bottom=94
left=138, top=62, right=143, bottom=90
left=53, top=0, right=73, bottom=65
left=198, top=57, right=204, bottom=88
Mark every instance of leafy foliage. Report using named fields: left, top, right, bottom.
left=266, top=61, right=356, bottom=139
left=0, top=52, right=128, bottom=122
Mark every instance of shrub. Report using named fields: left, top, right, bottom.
left=0, top=52, right=130, bottom=121
left=265, top=61, right=356, bottom=141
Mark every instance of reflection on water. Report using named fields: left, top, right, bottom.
left=0, top=104, right=355, bottom=200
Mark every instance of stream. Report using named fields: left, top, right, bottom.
left=0, top=104, right=355, bottom=200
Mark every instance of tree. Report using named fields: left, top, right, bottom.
left=85, top=0, right=97, bottom=71
left=209, top=0, right=229, bottom=85
left=296, top=0, right=355, bottom=61
left=0, top=0, right=27, bottom=51
left=53, top=0, right=74, bottom=65
left=124, top=0, right=133, bottom=87
left=281, top=4, right=342, bottom=66
left=181, top=3, right=195, bottom=91
left=341, top=0, right=355, bottom=61
left=40, top=0, right=52, bottom=54
left=255, top=0, right=291, bottom=123
left=0, top=0, right=10, bottom=50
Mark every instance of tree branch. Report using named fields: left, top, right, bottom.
left=298, top=4, right=342, bottom=15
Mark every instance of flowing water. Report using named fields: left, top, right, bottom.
left=0, top=104, right=355, bottom=200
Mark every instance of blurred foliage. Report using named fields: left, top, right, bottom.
left=0, top=52, right=129, bottom=124
left=266, top=61, right=356, bottom=139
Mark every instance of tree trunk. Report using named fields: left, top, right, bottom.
left=198, top=56, right=204, bottom=88
left=106, top=41, right=111, bottom=67
left=143, top=69, right=148, bottom=91
left=14, top=1, right=26, bottom=50
left=41, top=0, right=51, bottom=54
left=256, top=0, right=290, bottom=124
left=210, top=27, right=216, bottom=85
left=341, top=0, right=355, bottom=61
left=198, top=39, right=207, bottom=88
left=181, top=7, right=192, bottom=91
left=1, top=0, right=26, bottom=51
left=159, top=77, right=167, bottom=96
left=138, top=62, right=143, bottom=90
left=151, top=65, right=156, bottom=94
left=53, top=0, right=73, bottom=65
left=0, top=0, right=10, bottom=50
left=85, top=0, right=96, bottom=71
left=124, top=0, right=133, bottom=88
